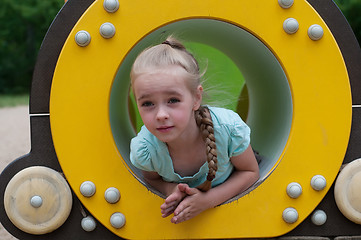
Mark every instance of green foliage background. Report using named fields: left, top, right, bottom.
left=0, top=0, right=360, bottom=95
left=0, top=0, right=64, bottom=94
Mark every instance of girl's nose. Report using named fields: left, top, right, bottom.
left=156, top=106, right=169, bottom=120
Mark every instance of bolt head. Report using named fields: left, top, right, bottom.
left=104, top=0, right=119, bottom=13
left=81, top=216, right=96, bottom=232
left=100, top=22, right=116, bottom=39
left=104, top=187, right=120, bottom=204
left=110, top=212, right=126, bottom=229
left=80, top=181, right=96, bottom=197
left=279, top=0, right=294, bottom=9
left=30, top=195, right=43, bottom=208
left=283, top=207, right=298, bottom=224
left=287, top=182, right=302, bottom=198
left=283, top=18, right=299, bottom=34
left=311, top=210, right=327, bottom=225
left=75, top=31, right=91, bottom=47
left=311, top=175, right=327, bottom=191
left=308, top=24, right=324, bottom=40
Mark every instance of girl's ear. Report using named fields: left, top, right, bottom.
left=193, top=85, right=203, bottom=110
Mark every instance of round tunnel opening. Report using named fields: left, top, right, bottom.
left=110, top=18, right=293, bottom=197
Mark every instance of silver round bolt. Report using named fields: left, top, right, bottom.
left=308, top=24, right=324, bottom=41
left=283, top=207, right=299, bottom=224
left=283, top=18, right=299, bottom=34
left=311, top=210, right=327, bottom=226
left=75, top=30, right=91, bottom=47
left=110, top=212, right=126, bottom=229
left=311, top=175, right=327, bottom=191
left=100, top=22, right=116, bottom=39
left=286, top=182, right=302, bottom=199
left=80, top=181, right=96, bottom=197
left=104, top=187, right=120, bottom=204
left=278, top=0, right=294, bottom=9
left=30, top=195, right=43, bottom=208
left=81, top=216, right=97, bottom=232
left=103, top=0, right=119, bottom=13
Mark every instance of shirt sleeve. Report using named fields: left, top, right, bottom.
left=228, top=117, right=251, bottom=157
left=130, top=136, right=156, bottom=172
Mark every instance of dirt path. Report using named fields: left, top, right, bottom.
left=0, top=106, right=30, bottom=240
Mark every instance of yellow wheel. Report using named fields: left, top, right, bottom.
left=50, top=0, right=351, bottom=238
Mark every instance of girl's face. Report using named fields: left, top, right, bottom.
left=133, top=65, right=202, bottom=145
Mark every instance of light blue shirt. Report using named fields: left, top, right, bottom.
left=130, top=106, right=251, bottom=188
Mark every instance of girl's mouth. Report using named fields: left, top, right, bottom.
left=156, top=126, right=174, bottom=133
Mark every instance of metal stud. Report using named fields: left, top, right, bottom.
left=286, top=182, right=302, bottom=199
left=308, top=24, right=324, bottom=41
left=278, top=0, right=294, bottom=9
left=311, top=210, right=327, bottom=226
left=283, top=18, right=299, bottom=34
left=81, top=216, right=97, bottom=232
left=80, top=181, right=96, bottom=197
left=30, top=195, right=43, bottom=208
left=110, top=212, right=126, bottom=229
left=100, top=22, right=116, bottom=39
left=283, top=207, right=299, bottom=224
left=104, top=187, right=120, bottom=204
left=311, top=175, right=327, bottom=191
left=75, top=30, right=91, bottom=47
left=103, top=0, right=119, bottom=13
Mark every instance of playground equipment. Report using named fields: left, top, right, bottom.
left=1, top=0, right=361, bottom=239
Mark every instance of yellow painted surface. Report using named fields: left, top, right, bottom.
left=50, top=0, right=352, bottom=239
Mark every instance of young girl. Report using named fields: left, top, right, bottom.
left=130, top=37, right=259, bottom=224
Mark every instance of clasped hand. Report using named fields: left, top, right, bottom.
left=160, top=183, right=210, bottom=224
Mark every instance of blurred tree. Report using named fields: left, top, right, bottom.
left=334, top=0, right=361, bottom=46
left=0, top=0, right=64, bottom=94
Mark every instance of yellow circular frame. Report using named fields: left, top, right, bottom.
left=50, top=0, right=352, bottom=239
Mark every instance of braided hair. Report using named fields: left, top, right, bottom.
left=194, top=106, right=218, bottom=192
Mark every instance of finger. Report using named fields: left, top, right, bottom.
left=160, top=200, right=178, bottom=210
left=177, top=183, right=188, bottom=192
left=161, top=197, right=183, bottom=218
left=171, top=206, right=191, bottom=224
left=160, top=202, right=176, bottom=212
left=162, top=199, right=179, bottom=208
left=184, top=186, right=198, bottom=196
left=173, top=198, right=189, bottom=217
left=161, top=205, right=176, bottom=218
left=164, top=194, right=178, bottom=204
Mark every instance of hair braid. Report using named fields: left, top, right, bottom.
left=194, top=106, right=218, bottom=192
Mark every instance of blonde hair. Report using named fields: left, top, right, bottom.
left=131, top=36, right=217, bottom=191
left=130, top=36, right=202, bottom=94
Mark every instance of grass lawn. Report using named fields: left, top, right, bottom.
left=0, top=94, right=29, bottom=108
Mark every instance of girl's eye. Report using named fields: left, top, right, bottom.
left=168, top=98, right=180, bottom=104
left=141, top=101, right=153, bottom=107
